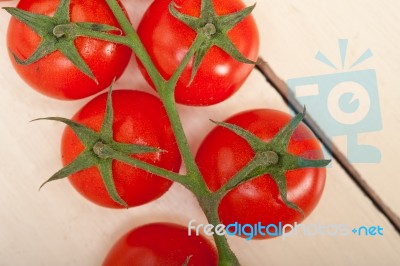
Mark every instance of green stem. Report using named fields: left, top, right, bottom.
left=157, top=87, right=204, bottom=179
left=200, top=197, right=241, bottom=266
left=167, top=34, right=206, bottom=88
left=215, top=155, right=263, bottom=198
left=161, top=35, right=208, bottom=181
left=215, top=151, right=279, bottom=198
left=81, top=1, right=243, bottom=264
left=105, top=0, right=165, bottom=88
left=73, top=27, right=129, bottom=45
left=106, top=149, right=188, bottom=185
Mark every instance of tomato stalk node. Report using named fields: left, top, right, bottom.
left=201, top=23, right=217, bottom=38
left=93, top=142, right=113, bottom=159
left=52, top=23, right=75, bottom=38
left=260, top=150, right=279, bottom=166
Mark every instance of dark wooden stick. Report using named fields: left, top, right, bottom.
left=255, top=57, right=400, bottom=234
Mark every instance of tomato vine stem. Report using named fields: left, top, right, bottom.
left=105, top=0, right=165, bottom=89
left=60, top=1, right=239, bottom=263
left=200, top=201, right=241, bottom=266
left=102, top=1, right=244, bottom=264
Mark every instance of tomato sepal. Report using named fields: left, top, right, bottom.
left=38, top=150, right=99, bottom=189
left=212, top=108, right=331, bottom=216
left=182, top=255, right=193, bottom=266
left=4, top=0, right=123, bottom=82
left=168, top=0, right=256, bottom=83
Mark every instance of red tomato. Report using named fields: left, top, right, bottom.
left=137, top=0, right=259, bottom=106
left=103, top=223, right=217, bottom=266
left=7, top=0, right=132, bottom=100
left=196, top=109, right=326, bottom=238
left=62, top=90, right=181, bottom=208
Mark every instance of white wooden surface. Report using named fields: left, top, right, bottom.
left=1, top=0, right=399, bottom=265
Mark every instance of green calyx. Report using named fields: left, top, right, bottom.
left=213, top=108, right=331, bottom=216
left=36, top=87, right=163, bottom=208
left=169, top=0, right=256, bottom=83
left=4, top=0, right=121, bottom=82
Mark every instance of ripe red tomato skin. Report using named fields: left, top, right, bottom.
left=61, top=90, right=181, bottom=208
left=195, top=109, right=326, bottom=239
left=7, top=0, right=132, bottom=100
left=137, top=0, right=259, bottom=106
left=103, top=223, right=218, bottom=266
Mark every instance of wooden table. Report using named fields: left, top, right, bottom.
left=1, top=0, right=399, bottom=265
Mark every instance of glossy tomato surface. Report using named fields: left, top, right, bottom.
left=62, top=90, right=181, bottom=208
left=103, top=223, right=218, bottom=266
left=137, top=0, right=259, bottom=106
left=196, top=109, right=326, bottom=238
left=7, top=0, right=132, bottom=100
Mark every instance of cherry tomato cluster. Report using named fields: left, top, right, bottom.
left=5, top=0, right=327, bottom=265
